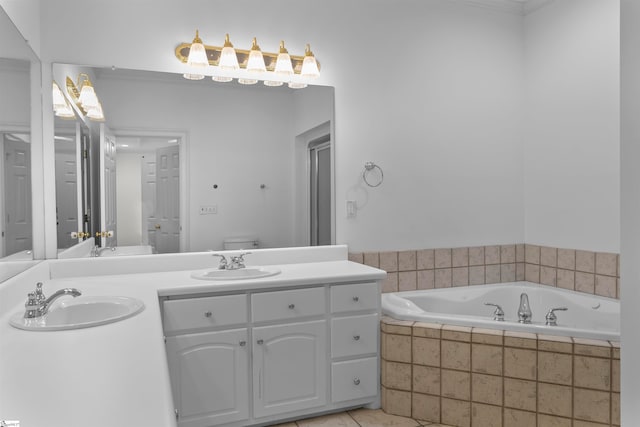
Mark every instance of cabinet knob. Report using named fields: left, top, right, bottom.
left=204, top=311, right=212, bottom=318
left=353, top=335, right=360, bottom=341
left=288, top=304, right=295, bottom=310
left=353, top=296, right=359, bottom=302
left=257, top=339, right=264, bottom=345
left=353, top=378, right=361, bottom=385
left=239, top=341, right=246, bottom=347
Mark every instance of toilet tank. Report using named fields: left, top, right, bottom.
left=223, top=237, right=259, bottom=250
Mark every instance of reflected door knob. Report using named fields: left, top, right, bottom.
left=155, top=224, right=161, bottom=230
left=353, top=378, right=361, bottom=385
left=288, top=304, right=295, bottom=309
left=204, top=311, right=212, bottom=317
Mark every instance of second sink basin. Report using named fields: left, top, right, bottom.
left=192, top=267, right=281, bottom=281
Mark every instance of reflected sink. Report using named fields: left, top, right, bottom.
left=9, top=296, right=145, bottom=331
left=191, top=267, right=281, bottom=281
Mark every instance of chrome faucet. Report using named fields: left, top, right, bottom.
left=91, top=245, right=116, bottom=257
left=545, top=307, right=568, bottom=326
left=228, top=252, right=251, bottom=270
left=518, top=293, right=532, bottom=324
left=23, top=282, right=82, bottom=318
left=484, top=302, right=505, bottom=321
left=211, top=253, right=228, bottom=269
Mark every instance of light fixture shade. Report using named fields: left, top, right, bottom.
left=238, top=78, right=258, bottom=85
left=183, top=72, right=205, bottom=80
left=264, top=80, right=283, bottom=87
left=78, top=81, right=99, bottom=109
left=301, top=44, right=320, bottom=78
left=218, top=33, right=239, bottom=71
left=274, top=40, right=293, bottom=77
left=246, top=37, right=267, bottom=74
left=212, top=75, right=233, bottom=83
left=288, top=81, right=307, bottom=89
left=55, top=104, right=75, bottom=119
left=52, top=82, right=68, bottom=110
left=186, top=30, right=209, bottom=68
left=87, top=102, right=105, bottom=121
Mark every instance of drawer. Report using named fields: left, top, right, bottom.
left=331, top=282, right=379, bottom=313
left=331, top=314, right=378, bottom=358
left=331, top=357, right=378, bottom=403
left=163, top=294, right=247, bottom=333
left=251, top=287, right=325, bottom=322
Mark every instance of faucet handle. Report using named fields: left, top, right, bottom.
left=545, top=307, right=568, bottom=326
left=34, top=282, right=45, bottom=302
left=211, top=253, right=228, bottom=269
left=484, top=302, right=505, bottom=321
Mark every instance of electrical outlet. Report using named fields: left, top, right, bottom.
left=199, top=205, right=218, bottom=215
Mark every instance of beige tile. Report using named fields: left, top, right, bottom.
left=573, top=338, right=611, bottom=358
left=381, top=388, right=413, bottom=418
left=485, top=264, right=501, bottom=284
left=611, top=341, right=620, bottom=359
left=441, top=341, right=470, bottom=371
left=296, top=412, right=359, bottom=427
left=471, top=344, right=503, bottom=375
left=576, top=250, right=596, bottom=273
left=442, top=325, right=472, bottom=342
left=348, top=252, right=364, bottom=264
left=575, top=271, right=595, bottom=294
left=398, top=250, right=417, bottom=272
left=435, top=268, right=452, bottom=288
left=413, top=337, right=440, bottom=367
left=382, top=360, right=412, bottom=390
left=452, top=247, right=469, bottom=267
left=595, top=252, right=617, bottom=276
left=469, top=246, right=485, bottom=266
left=441, top=369, right=470, bottom=400
left=524, top=244, right=540, bottom=264
left=612, top=392, right=620, bottom=425
left=501, top=263, right=516, bottom=283
left=504, top=378, right=536, bottom=411
left=383, top=334, right=412, bottom=363
left=349, top=408, right=419, bottom=427
left=471, top=403, right=502, bottom=427
left=411, top=392, right=440, bottom=423
left=524, top=264, right=540, bottom=283
left=380, top=252, right=399, bottom=272
left=441, top=398, right=471, bottom=427
left=540, top=246, right=557, bottom=267
left=538, top=352, right=572, bottom=385
left=557, top=248, right=576, bottom=270
left=572, top=421, right=610, bottom=427
left=469, top=266, right=485, bottom=285
left=485, top=245, right=501, bottom=265
left=612, top=359, right=620, bottom=392
left=537, top=335, right=572, bottom=354
left=417, top=270, right=435, bottom=290
left=398, top=271, right=417, bottom=292
left=363, top=252, right=380, bottom=268
left=574, top=388, right=610, bottom=424
left=435, top=248, right=452, bottom=268
left=413, top=322, right=442, bottom=339
left=504, top=331, right=537, bottom=349
left=417, top=249, right=435, bottom=270
left=413, top=364, right=440, bottom=395
left=452, top=267, right=469, bottom=287
left=503, top=408, right=536, bottom=427
left=471, top=328, right=503, bottom=346
left=504, top=347, right=536, bottom=380
left=501, top=244, right=516, bottom=263
left=595, top=275, right=616, bottom=298
left=574, top=356, right=610, bottom=391
left=536, top=414, right=572, bottom=427
left=540, top=266, right=556, bottom=286
left=516, top=244, right=525, bottom=263
left=382, top=273, right=399, bottom=293
left=556, top=269, right=575, bottom=290
left=381, top=317, right=414, bottom=335
left=516, top=263, right=525, bottom=281
left=471, top=373, right=502, bottom=405
left=538, top=383, right=572, bottom=417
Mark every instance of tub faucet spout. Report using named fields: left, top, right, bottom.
left=518, top=293, right=532, bottom=324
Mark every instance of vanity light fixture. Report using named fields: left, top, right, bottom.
left=65, top=74, right=106, bottom=122
left=175, top=31, right=321, bottom=88
left=86, top=102, right=105, bottom=122
left=52, top=82, right=75, bottom=119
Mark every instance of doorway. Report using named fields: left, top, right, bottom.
left=2, top=132, right=32, bottom=256
left=309, top=135, right=331, bottom=246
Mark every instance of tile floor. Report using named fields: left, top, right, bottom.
left=270, top=409, right=454, bottom=427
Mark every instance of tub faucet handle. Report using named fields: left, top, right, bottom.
left=545, top=307, right=568, bottom=326
left=484, top=302, right=505, bottom=321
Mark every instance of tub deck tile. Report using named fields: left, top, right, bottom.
left=413, top=322, right=442, bottom=339
left=504, top=331, right=537, bottom=349
left=471, top=327, right=503, bottom=346
left=538, top=334, right=573, bottom=354
left=573, top=338, right=612, bottom=358
left=441, top=325, right=472, bottom=342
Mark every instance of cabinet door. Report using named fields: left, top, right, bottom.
left=166, top=329, right=249, bottom=427
left=253, top=320, right=327, bottom=418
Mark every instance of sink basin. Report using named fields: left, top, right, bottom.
left=191, top=267, right=281, bottom=281
left=9, top=296, right=145, bottom=331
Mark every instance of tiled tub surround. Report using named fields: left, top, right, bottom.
left=349, top=244, right=620, bottom=299
left=380, top=317, right=620, bottom=427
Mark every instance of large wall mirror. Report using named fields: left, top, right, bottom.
left=52, top=64, right=335, bottom=257
left=0, top=6, right=38, bottom=269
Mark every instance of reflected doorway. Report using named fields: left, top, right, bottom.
left=2, top=132, right=31, bottom=256
left=309, top=135, right=331, bottom=246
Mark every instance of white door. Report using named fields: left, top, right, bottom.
left=3, top=136, right=31, bottom=255
left=253, top=320, right=327, bottom=418
left=54, top=141, right=78, bottom=249
left=166, top=329, right=249, bottom=427
left=155, top=144, right=179, bottom=253
left=100, top=124, right=117, bottom=246
left=140, top=153, right=157, bottom=248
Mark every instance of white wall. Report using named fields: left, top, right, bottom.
left=0, top=60, right=29, bottom=126
left=0, top=0, right=40, bottom=59
left=115, top=152, right=142, bottom=246
left=523, top=0, right=620, bottom=253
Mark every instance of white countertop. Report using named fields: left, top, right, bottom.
left=0, top=255, right=385, bottom=427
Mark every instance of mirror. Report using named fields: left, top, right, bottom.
left=0, top=6, right=38, bottom=265
left=52, top=65, right=335, bottom=256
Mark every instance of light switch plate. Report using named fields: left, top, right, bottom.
left=199, top=205, right=218, bottom=215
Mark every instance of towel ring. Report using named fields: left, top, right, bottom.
left=363, top=162, right=384, bottom=187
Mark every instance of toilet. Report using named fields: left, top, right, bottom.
left=223, top=237, right=260, bottom=250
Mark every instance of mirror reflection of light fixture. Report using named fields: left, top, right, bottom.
left=239, top=37, right=265, bottom=85
left=86, top=102, right=105, bottom=122
left=183, top=30, right=208, bottom=80
left=52, top=82, right=75, bottom=119
left=274, top=40, right=294, bottom=77
left=65, top=74, right=105, bottom=122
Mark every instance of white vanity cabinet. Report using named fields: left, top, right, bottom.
left=162, top=281, right=380, bottom=427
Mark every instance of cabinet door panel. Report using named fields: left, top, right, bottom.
left=166, top=329, right=249, bottom=427
left=253, top=320, right=327, bottom=418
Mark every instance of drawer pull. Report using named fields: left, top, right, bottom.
left=288, top=304, right=295, bottom=310
left=204, top=311, right=213, bottom=318
left=239, top=341, right=246, bottom=347
left=353, top=296, right=359, bottom=302
left=257, top=339, right=264, bottom=345
left=353, top=335, right=360, bottom=341
left=353, top=378, right=361, bottom=385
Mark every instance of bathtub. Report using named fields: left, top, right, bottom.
left=382, top=281, right=619, bottom=341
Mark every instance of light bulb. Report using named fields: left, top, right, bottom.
left=77, top=75, right=99, bottom=109
left=301, top=44, right=320, bottom=78
left=218, top=33, right=239, bottom=71
left=274, top=40, right=293, bottom=78
left=183, top=30, right=208, bottom=80
left=246, top=37, right=266, bottom=73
